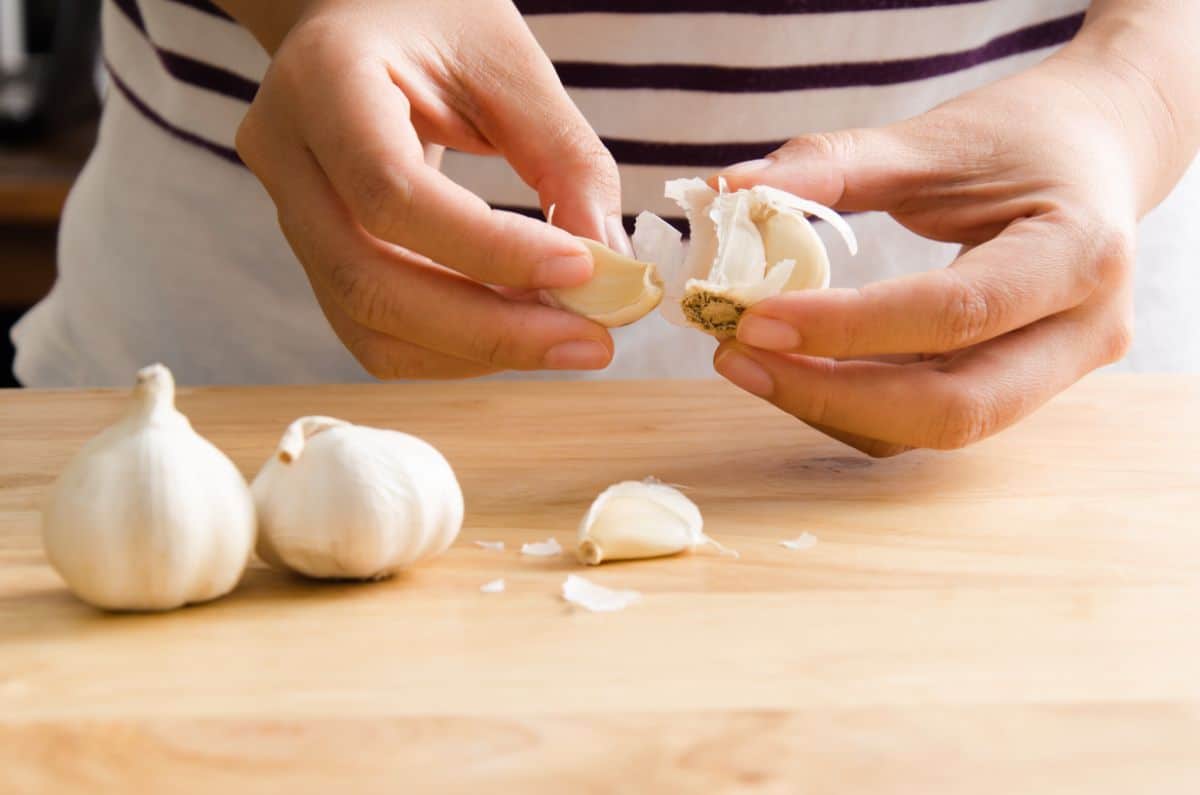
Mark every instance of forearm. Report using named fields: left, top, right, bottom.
left=1054, top=0, right=1200, bottom=214
left=209, top=0, right=315, bottom=53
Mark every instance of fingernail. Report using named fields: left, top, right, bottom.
left=722, top=158, right=772, bottom=177
left=715, top=349, right=774, bottom=397
left=738, top=315, right=800, bottom=351
left=536, top=254, right=593, bottom=288
left=544, top=341, right=611, bottom=370
left=605, top=214, right=635, bottom=257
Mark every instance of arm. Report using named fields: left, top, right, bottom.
left=714, top=0, right=1200, bottom=456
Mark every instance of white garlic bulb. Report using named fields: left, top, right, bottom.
left=543, top=238, right=664, bottom=327
left=633, top=178, right=858, bottom=336
left=576, top=478, right=734, bottom=565
left=252, top=417, right=463, bottom=580
left=41, top=364, right=256, bottom=611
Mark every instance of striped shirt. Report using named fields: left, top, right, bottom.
left=14, top=0, right=1200, bottom=385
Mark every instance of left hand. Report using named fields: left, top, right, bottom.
left=711, top=53, right=1169, bottom=457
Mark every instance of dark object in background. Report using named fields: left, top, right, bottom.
left=1, top=0, right=102, bottom=387
left=0, top=0, right=101, bottom=145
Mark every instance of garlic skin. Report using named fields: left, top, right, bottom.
left=542, top=238, right=664, bottom=327
left=252, top=417, right=463, bottom=580
left=576, top=478, right=731, bottom=565
left=635, top=178, right=858, bottom=336
left=41, top=364, right=255, bottom=612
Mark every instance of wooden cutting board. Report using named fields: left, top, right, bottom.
left=1, top=376, right=1198, bottom=793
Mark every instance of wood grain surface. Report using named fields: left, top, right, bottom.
left=1, top=376, right=1198, bottom=793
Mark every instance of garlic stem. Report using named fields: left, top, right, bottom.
left=277, top=416, right=350, bottom=464
left=129, top=363, right=176, bottom=420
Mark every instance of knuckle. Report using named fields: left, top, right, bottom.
left=349, top=167, right=415, bottom=242
left=1059, top=210, right=1136, bottom=295
left=327, top=260, right=390, bottom=328
left=466, top=324, right=519, bottom=369
left=939, top=275, right=992, bottom=350
left=346, top=335, right=396, bottom=380
left=1102, top=314, right=1135, bottom=364
left=931, top=386, right=997, bottom=450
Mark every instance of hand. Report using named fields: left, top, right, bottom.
left=711, top=50, right=1182, bottom=456
left=231, top=0, right=624, bottom=379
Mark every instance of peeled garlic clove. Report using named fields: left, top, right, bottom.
left=576, top=478, right=732, bottom=565
left=542, top=238, right=664, bottom=327
left=649, top=179, right=856, bottom=336
left=41, top=364, right=256, bottom=611
left=252, top=417, right=463, bottom=580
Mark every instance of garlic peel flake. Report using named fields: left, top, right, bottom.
left=562, top=575, right=641, bottom=612
left=474, top=540, right=505, bottom=552
left=480, top=578, right=506, bottom=593
left=780, top=533, right=819, bottom=551
left=521, top=537, right=563, bottom=557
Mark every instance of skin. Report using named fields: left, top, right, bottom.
left=216, top=0, right=628, bottom=378
left=219, top=0, right=1197, bottom=453
left=714, top=0, right=1200, bottom=456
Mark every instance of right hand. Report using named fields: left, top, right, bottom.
left=234, top=0, right=624, bottom=378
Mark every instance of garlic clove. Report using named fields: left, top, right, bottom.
left=542, top=238, right=664, bottom=327
left=41, top=363, right=256, bottom=612
left=758, top=211, right=830, bottom=291
left=576, top=478, right=733, bottom=565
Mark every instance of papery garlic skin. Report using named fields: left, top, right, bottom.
left=638, top=178, right=857, bottom=336
left=41, top=364, right=255, bottom=612
left=543, top=238, right=664, bottom=327
left=576, top=478, right=726, bottom=565
left=252, top=417, right=463, bottom=580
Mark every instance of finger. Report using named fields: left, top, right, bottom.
left=242, top=116, right=614, bottom=373
left=805, top=422, right=912, bottom=458
left=296, top=60, right=596, bottom=289
left=311, top=285, right=498, bottom=380
left=715, top=123, right=939, bottom=212
left=737, top=215, right=1128, bottom=358
left=714, top=304, right=1128, bottom=449
left=462, top=21, right=628, bottom=252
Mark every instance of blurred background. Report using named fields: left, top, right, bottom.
left=1, top=0, right=101, bottom=387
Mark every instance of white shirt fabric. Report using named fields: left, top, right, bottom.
left=13, top=0, right=1199, bottom=387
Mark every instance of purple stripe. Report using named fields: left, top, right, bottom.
left=162, top=0, right=233, bottom=20
left=105, top=62, right=244, bottom=166
left=111, top=0, right=258, bottom=102
left=602, top=139, right=778, bottom=167
left=518, top=0, right=988, bottom=13
left=558, top=13, right=1084, bottom=92
left=109, top=0, right=145, bottom=31
left=156, top=49, right=258, bottom=102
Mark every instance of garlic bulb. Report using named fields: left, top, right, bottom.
left=633, top=178, right=858, bottom=336
left=576, top=478, right=734, bottom=565
left=41, top=364, right=255, bottom=611
left=543, top=238, right=664, bottom=327
left=252, top=417, right=463, bottom=580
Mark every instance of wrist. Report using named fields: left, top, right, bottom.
left=211, top=0, right=324, bottom=54
left=1051, top=9, right=1200, bottom=216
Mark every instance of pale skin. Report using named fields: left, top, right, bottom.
left=218, top=0, right=1198, bottom=455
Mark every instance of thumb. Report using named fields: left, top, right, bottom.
left=715, top=125, right=936, bottom=213
left=464, top=30, right=627, bottom=253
